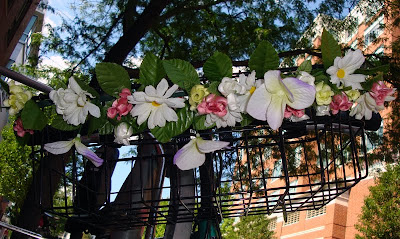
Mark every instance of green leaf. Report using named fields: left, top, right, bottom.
left=99, top=120, right=114, bottom=135
left=16, top=133, right=31, bottom=146
left=203, top=51, right=232, bottom=82
left=21, top=100, right=48, bottom=130
left=95, top=62, right=131, bottom=97
left=321, top=29, right=342, bottom=69
left=139, top=52, right=166, bottom=86
left=74, top=78, right=100, bottom=98
left=249, top=41, right=280, bottom=78
left=241, top=114, right=254, bottom=127
left=0, top=79, right=9, bottom=93
left=193, top=115, right=215, bottom=131
left=151, top=106, right=194, bottom=143
left=355, top=64, right=390, bottom=75
left=88, top=107, right=107, bottom=135
left=163, top=59, right=200, bottom=92
left=208, top=81, right=220, bottom=95
left=297, top=60, right=312, bottom=74
left=50, top=114, right=79, bottom=131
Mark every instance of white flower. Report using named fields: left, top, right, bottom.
left=49, top=77, right=100, bottom=126
left=326, top=49, right=366, bottom=90
left=316, top=105, right=331, bottom=116
left=298, top=71, right=315, bottom=86
left=173, top=135, right=230, bottom=170
left=114, top=122, right=133, bottom=146
left=204, top=105, right=242, bottom=128
left=218, top=71, right=261, bottom=112
left=44, top=135, right=103, bottom=167
left=247, top=70, right=316, bottom=130
left=349, top=93, right=378, bottom=120
left=128, top=79, right=185, bottom=129
left=288, top=114, right=310, bottom=122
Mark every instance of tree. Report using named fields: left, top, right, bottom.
left=355, top=164, right=400, bottom=238
left=220, top=215, right=275, bottom=239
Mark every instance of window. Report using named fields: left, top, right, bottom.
left=374, top=45, right=384, bottom=55
left=269, top=190, right=280, bottom=206
left=350, top=39, right=358, bottom=49
left=294, top=147, right=301, bottom=168
left=268, top=217, right=277, bottom=230
left=271, top=159, right=282, bottom=182
left=364, top=15, right=384, bottom=47
left=289, top=180, right=298, bottom=194
left=306, top=205, right=327, bottom=219
left=283, top=211, right=300, bottom=226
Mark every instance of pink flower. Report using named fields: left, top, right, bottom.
left=197, top=94, right=228, bottom=117
left=369, top=81, right=396, bottom=106
left=13, top=118, right=34, bottom=137
left=107, top=89, right=133, bottom=120
left=284, top=106, right=305, bottom=118
left=330, top=92, right=353, bottom=115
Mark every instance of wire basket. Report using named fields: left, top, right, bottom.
left=29, top=109, right=374, bottom=234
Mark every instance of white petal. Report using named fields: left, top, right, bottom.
left=145, top=85, right=157, bottom=97
left=131, top=103, right=152, bottom=125
left=156, top=78, right=169, bottom=97
left=86, top=102, right=101, bottom=118
left=227, top=93, right=239, bottom=111
left=153, top=107, right=166, bottom=127
left=326, top=65, right=338, bottom=76
left=164, top=84, right=179, bottom=98
left=165, top=98, right=186, bottom=108
left=173, top=139, right=205, bottom=170
left=44, top=140, right=74, bottom=155
left=343, top=74, right=366, bottom=90
left=147, top=108, right=157, bottom=129
left=68, top=78, right=83, bottom=94
left=246, top=84, right=270, bottom=121
left=130, top=92, right=146, bottom=103
left=283, top=78, right=316, bottom=109
left=75, top=141, right=103, bottom=167
left=196, top=138, right=230, bottom=153
left=162, top=105, right=178, bottom=122
left=267, top=96, right=285, bottom=130
left=263, top=70, right=282, bottom=94
left=340, top=50, right=364, bottom=74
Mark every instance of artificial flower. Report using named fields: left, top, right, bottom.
left=284, top=106, right=305, bottom=119
left=345, top=89, right=361, bottom=101
left=329, top=92, right=353, bottom=115
left=369, top=81, right=396, bottom=106
left=107, top=88, right=133, bottom=120
left=316, top=105, right=331, bottom=116
left=197, top=94, right=228, bottom=117
left=315, top=82, right=334, bottom=105
left=298, top=71, right=315, bottom=86
left=44, top=135, right=103, bottom=167
left=128, top=78, right=185, bottom=129
left=247, top=70, right=316, bottom=130
left=288, top=114, right=310, bottom=122
left=114, top=122, right=133, bottom=146
left=204, top=105, right=242, bottom=128
left=50, top=77, right=100, bottom=126
left=173, top=134, right=230, bottom=170
left=326, top=49, right=366, bottom=90
left=349, top=93, right=376, bottom=120
left=13, top=118, right=33, bottom=137
left=189, top=85, right=209, bottom=111
left=3, top=81, right=32, bottom=115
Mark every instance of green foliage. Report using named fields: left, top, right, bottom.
left=50, top=114, right=79, bottom=131
left=249, top=41, right=280, bottom=78
left=162, top=59, right=200, bottom=92
left=21, top=100, right=48, bottom=130
left=193, top=115, right=215, bottom=131
left=297, top=60, right=312, bottom=74
left=356, top=164, right=400, bottom=238
left=321, top=29, right=342, bottom=69
left=0, top=123, right=33, bottom=223
left=95, top=62, right=131, bottom=97
left=139, top=52, right=166, bottom=87
left=87, top=108, right=107, bottom=135
left=220, top=215, right=275, bottom=239
left=151, top=106, right=194, bottom=143
left=203, top=51, right=232, bottom=82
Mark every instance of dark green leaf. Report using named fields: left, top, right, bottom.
left=203, top=51, right=232, bottom=82
left=208, top=81, right=220, bottom=95
left=241, top=114, right=254, bottom=127
left=249, top=41, right=280, bottom=78
left=139, top=52, right=166, bottom=86
left=321, top=29, right=341, bottom=69
left=21, top=100, right=48, bottom=130
left=297, top=60, right=312, bottom=74
left=95, top=62, right=131, bottom=97
left=99, top=120, right=114, bottom=135
left=88, top=107, right=107, bottom=135
left=355, top=64, right=390, bottom=75
left=151, top=106, right=194, bottom=143
left=0, top=79, right=9, bottom=93
left=163, top=59, right=200, bottom=92
left=16, top=133, right=31, bottom=146
left=193, top=115, right=215, bottom=131
left=50, top=114, right=79, bottom=131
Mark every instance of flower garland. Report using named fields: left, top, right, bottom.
left=2, top=30, right=396, bottom=170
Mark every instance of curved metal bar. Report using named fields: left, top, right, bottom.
left=0, top=66, right=53, bottom=93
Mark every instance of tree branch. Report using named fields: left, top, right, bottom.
left=103, top=0, right=169, bottom=64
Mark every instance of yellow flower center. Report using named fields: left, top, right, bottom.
left=152, top=101, right=161, bottom=107
left=337, top=69, right=345, bottom=78
left=249, top=86, right=256, bottom=94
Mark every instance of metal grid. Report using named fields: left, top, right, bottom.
left=30, top=110, right=371, bottom=234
